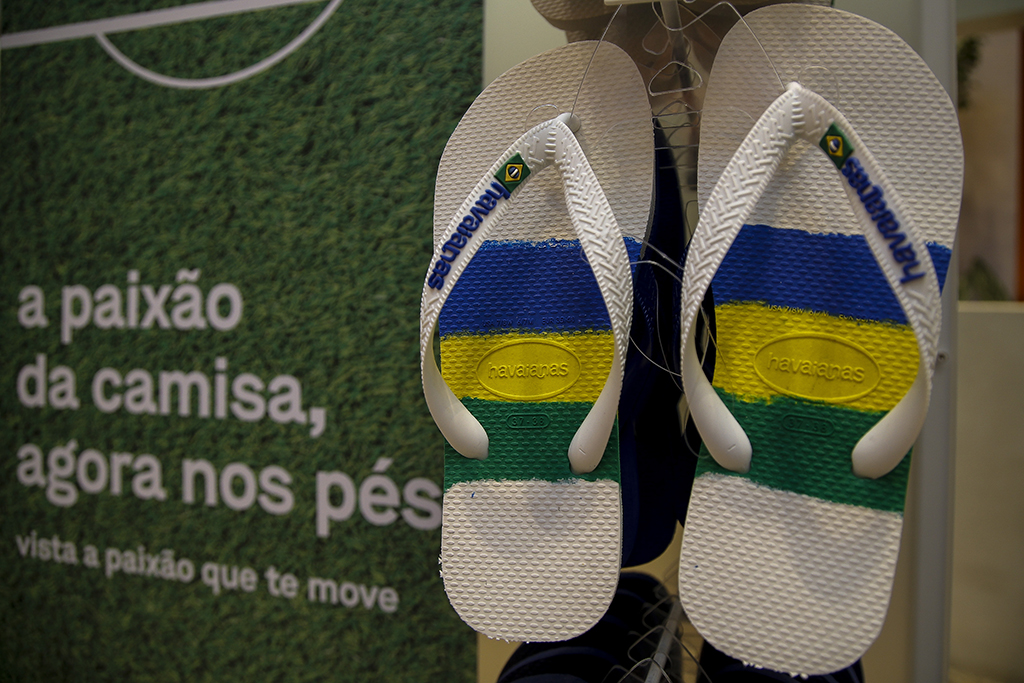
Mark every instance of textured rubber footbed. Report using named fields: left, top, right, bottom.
left=437, top=229, right=635, bottom=642
left=443, top=400, right=619, bottom=487
left=438, top=240, right=642, bottom=335
left=710, top=301, right=918, bottom=412
left=694, top=394, right=911, bottom=512
left=683, top=476, right=903, bottom=675
left=683, top=223, right=931, bottom=670
left=710, top=223, right=950, bottom=324
left=440, top=237, right=641, bottom=487
left=699, top=223, right=952, bottom=514
left=441, top=478, right=621, bottom=640
left=680, top=4, right=963, bottom=674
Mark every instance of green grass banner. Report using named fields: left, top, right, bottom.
left=0, top=1, right=480, bottom=680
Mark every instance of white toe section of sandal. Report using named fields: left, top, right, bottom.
left=681, top=82, right=942, bottom=478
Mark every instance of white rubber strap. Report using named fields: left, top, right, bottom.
left=420, top=114, right=633, bottom=474
left=681, top=82, right=941, bottom=479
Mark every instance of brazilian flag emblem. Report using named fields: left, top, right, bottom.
left=496, top=153, right=531, bottom=192
left=820, top=123, right=853, bottom=169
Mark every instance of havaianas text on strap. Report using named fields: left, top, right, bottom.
left=821, top=123, right=927, bottom=285
left=426, top=167, right=520, bottom=290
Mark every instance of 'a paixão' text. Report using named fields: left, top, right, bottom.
left=18, top=269, right=242, bottom=345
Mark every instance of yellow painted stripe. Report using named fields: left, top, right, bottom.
left=712, top=302, right=918, bottom=413
left=441, top=330, right=613, bottom=402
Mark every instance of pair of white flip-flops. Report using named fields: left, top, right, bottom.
left=420, top=3, right=962, bottom=675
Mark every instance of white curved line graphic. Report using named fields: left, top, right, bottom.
left=93, top=0, right=343, bottom=90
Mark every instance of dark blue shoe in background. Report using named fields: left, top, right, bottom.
left=697, top=640, right=865, bottom=683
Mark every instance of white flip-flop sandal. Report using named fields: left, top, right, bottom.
left=678, top=5, right=962, bottom=674
left=422, top=40, right=653, bottom=642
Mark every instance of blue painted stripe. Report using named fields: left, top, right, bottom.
left=711, top=224, right=950, bottom=325
left=439, top=238, right=642, bottom=336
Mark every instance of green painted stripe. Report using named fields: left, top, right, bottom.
left=696, top=391, right=910, bottom=512
left=444, top=398, right=619, bottom=489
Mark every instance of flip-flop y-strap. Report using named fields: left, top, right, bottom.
left=420, top=113, right=633, bottom=474
left=681, top=82, right=941, bottom=479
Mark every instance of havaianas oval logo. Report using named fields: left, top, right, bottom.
left=753, top=333, right=881, bottom=402
left=476, top=339, right=580, bottom=400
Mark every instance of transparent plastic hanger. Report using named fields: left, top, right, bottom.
left=566, top=1, right=782, bottom=392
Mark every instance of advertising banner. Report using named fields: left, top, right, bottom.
left=1, top=1, right=480, bottom=679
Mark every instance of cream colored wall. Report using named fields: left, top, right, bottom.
left=950, top=302, right=1024, bottom=683
left=957, top=29, right=1021, bottom=297
left=482, top=0, right=565, bottom=86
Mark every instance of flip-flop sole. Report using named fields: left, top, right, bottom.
left=434, top=41, right=652, bottom=641
left=680, top=4, right=962, bottom=674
